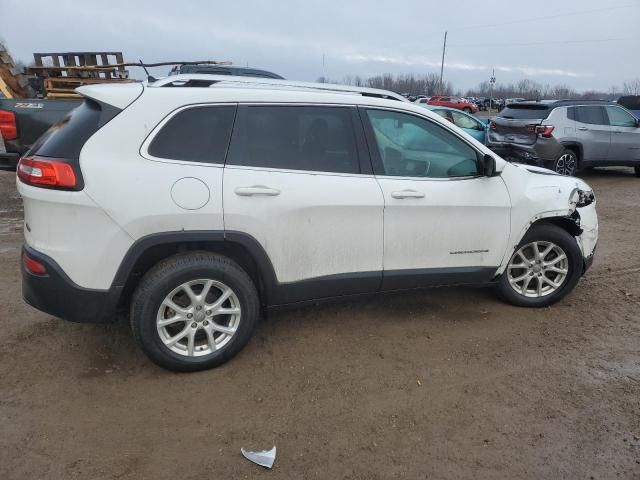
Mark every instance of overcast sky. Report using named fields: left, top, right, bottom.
left=1, top=0, right=638, bottom=92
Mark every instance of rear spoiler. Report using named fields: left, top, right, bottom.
left=75, top=83, right=144, bottom=110
left=75, top=83, right=144, bottom=127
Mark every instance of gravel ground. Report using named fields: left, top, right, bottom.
left=0, top=168, right=639, bottom=479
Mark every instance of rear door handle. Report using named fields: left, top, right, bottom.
left=234, top=186, right=281, bottom=197
left=577, top=127, right=589, bottom=131
left=391, top=189, right=425, bottom=199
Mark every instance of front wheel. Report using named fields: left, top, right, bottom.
left=497, top=224, right=583, bottom=307
left=130, top=252, right=260, bottom=372
left=552, top=149, right=578, bottom=176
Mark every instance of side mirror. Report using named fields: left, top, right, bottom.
left=481, top=154, right=496, bottom=177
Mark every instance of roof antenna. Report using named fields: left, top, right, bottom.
left=139, top=59, right=157, bottom=83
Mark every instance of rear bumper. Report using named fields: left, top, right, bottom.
left=487, top=139, right=563, bottom=166
left=22, top=244, right=120, bottom=323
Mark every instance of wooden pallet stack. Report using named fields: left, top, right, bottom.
left=0, top=43, right=29, bottom=99
left=26, top=51, right=133, bottom=98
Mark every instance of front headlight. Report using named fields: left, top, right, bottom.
left=569, top=188, right=595, bottom=212
left=577, top=189, right=595, bottom=208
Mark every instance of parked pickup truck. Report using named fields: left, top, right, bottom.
left=0, top=98, right=81, bottom=168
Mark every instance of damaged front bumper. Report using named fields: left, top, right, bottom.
left=575, top=202, right=598, bottom=272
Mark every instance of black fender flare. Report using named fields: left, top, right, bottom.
left=109, top=230, right=279, bottom=305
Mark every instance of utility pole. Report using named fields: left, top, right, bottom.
left=489, top=69, right=496, bottom=111
left=439, top=31, right=447, bottom=94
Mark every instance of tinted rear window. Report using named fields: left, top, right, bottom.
left=148, top=106, right=236, bottom=163
left=498, top=105, right=551, bottom=120
left=617, top=96, right=640, bottom=110
left=227, top=106, right=359, bottom=174
left=30, top=100, right=102, bottom=159
left=573, top=106, right=606, bottom=125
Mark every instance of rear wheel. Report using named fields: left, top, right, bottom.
left=635, top=165, right=640, bottom=177
left=552, top=149, right=578, bottom=176
left=497, top=224, right=583, bottom=307
left=130, top=252, right=259, bottom=372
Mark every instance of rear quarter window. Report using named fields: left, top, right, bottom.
left=498, top=105, right=551, bottom=120
left=148, top=106, right=236, bottom=163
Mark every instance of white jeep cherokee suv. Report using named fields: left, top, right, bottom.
left=17, top=75, right=598, bottom=371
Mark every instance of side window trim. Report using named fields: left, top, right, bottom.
left=141, top=103, right=238, bottom=166
left=226, top=103, right=366, bottom=176
left=358, top=106, right=483, bottom=179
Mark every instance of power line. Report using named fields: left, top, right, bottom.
left=448, top=37, right=636, bottom=49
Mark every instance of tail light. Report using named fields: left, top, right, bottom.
left=23, top=252, right=47, bottom=275
left=0, top=110, right=17, bottom=140
left=528, top=125, right=555, bottom=138
left=489, top=120, right=497, bottom=130
left=17, top=156, right=77, bottom=189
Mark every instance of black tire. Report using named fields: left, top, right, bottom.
left=552, top=149, right=578, bottom=176
left=130, top=251, right=259, bottom=372
left=635, top=165, right=640, bottom=177
left=496, top=224, right=583, bottom=308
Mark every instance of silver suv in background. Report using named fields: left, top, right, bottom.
left=488, top=100, right=640, bottom=176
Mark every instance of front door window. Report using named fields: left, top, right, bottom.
left=365, top=109, right=480, bottom=178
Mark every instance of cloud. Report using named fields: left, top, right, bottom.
left=344, top=53, right=591, bottom=78
left=516, top=67, right=591, bottom=78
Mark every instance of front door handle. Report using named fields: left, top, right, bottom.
left=391, top=189, right=425, bottom=199
left=577, top=127, right=589, bottom=131
left=234, top=185, right=281, bottom=197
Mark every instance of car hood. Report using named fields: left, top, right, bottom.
left=509, top=163, right=593, bottom=191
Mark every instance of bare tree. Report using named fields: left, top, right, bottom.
left=321, top=72, right=631, bottom=101
left=623, top=79, right=640, bottom=96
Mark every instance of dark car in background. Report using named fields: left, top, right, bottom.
left=175, top=64, right=284, bottom=79
left=0, top=99, right=81, bottom=168
left=487, top=100, right=640, bottom=176
left=617, top=95, right=640, bottom=118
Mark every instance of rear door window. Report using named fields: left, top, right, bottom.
left=451, top=111, right=480, bottom=130
left=575, top=106, right=607, bottom=125
left=227, top=105, right=360, bottom=174
left=432, top=109, right=452, bottom=122
left=148, top=105, right=236, bottom=163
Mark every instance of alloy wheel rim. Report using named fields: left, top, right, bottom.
left=156, top=279, right=241, bottom=357
left=507, top=241, right=569, bottom=298
left=555, top=153, right=576, bottom=176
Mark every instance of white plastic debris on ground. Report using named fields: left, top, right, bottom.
left=241, top=446, right=277, bottom=469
